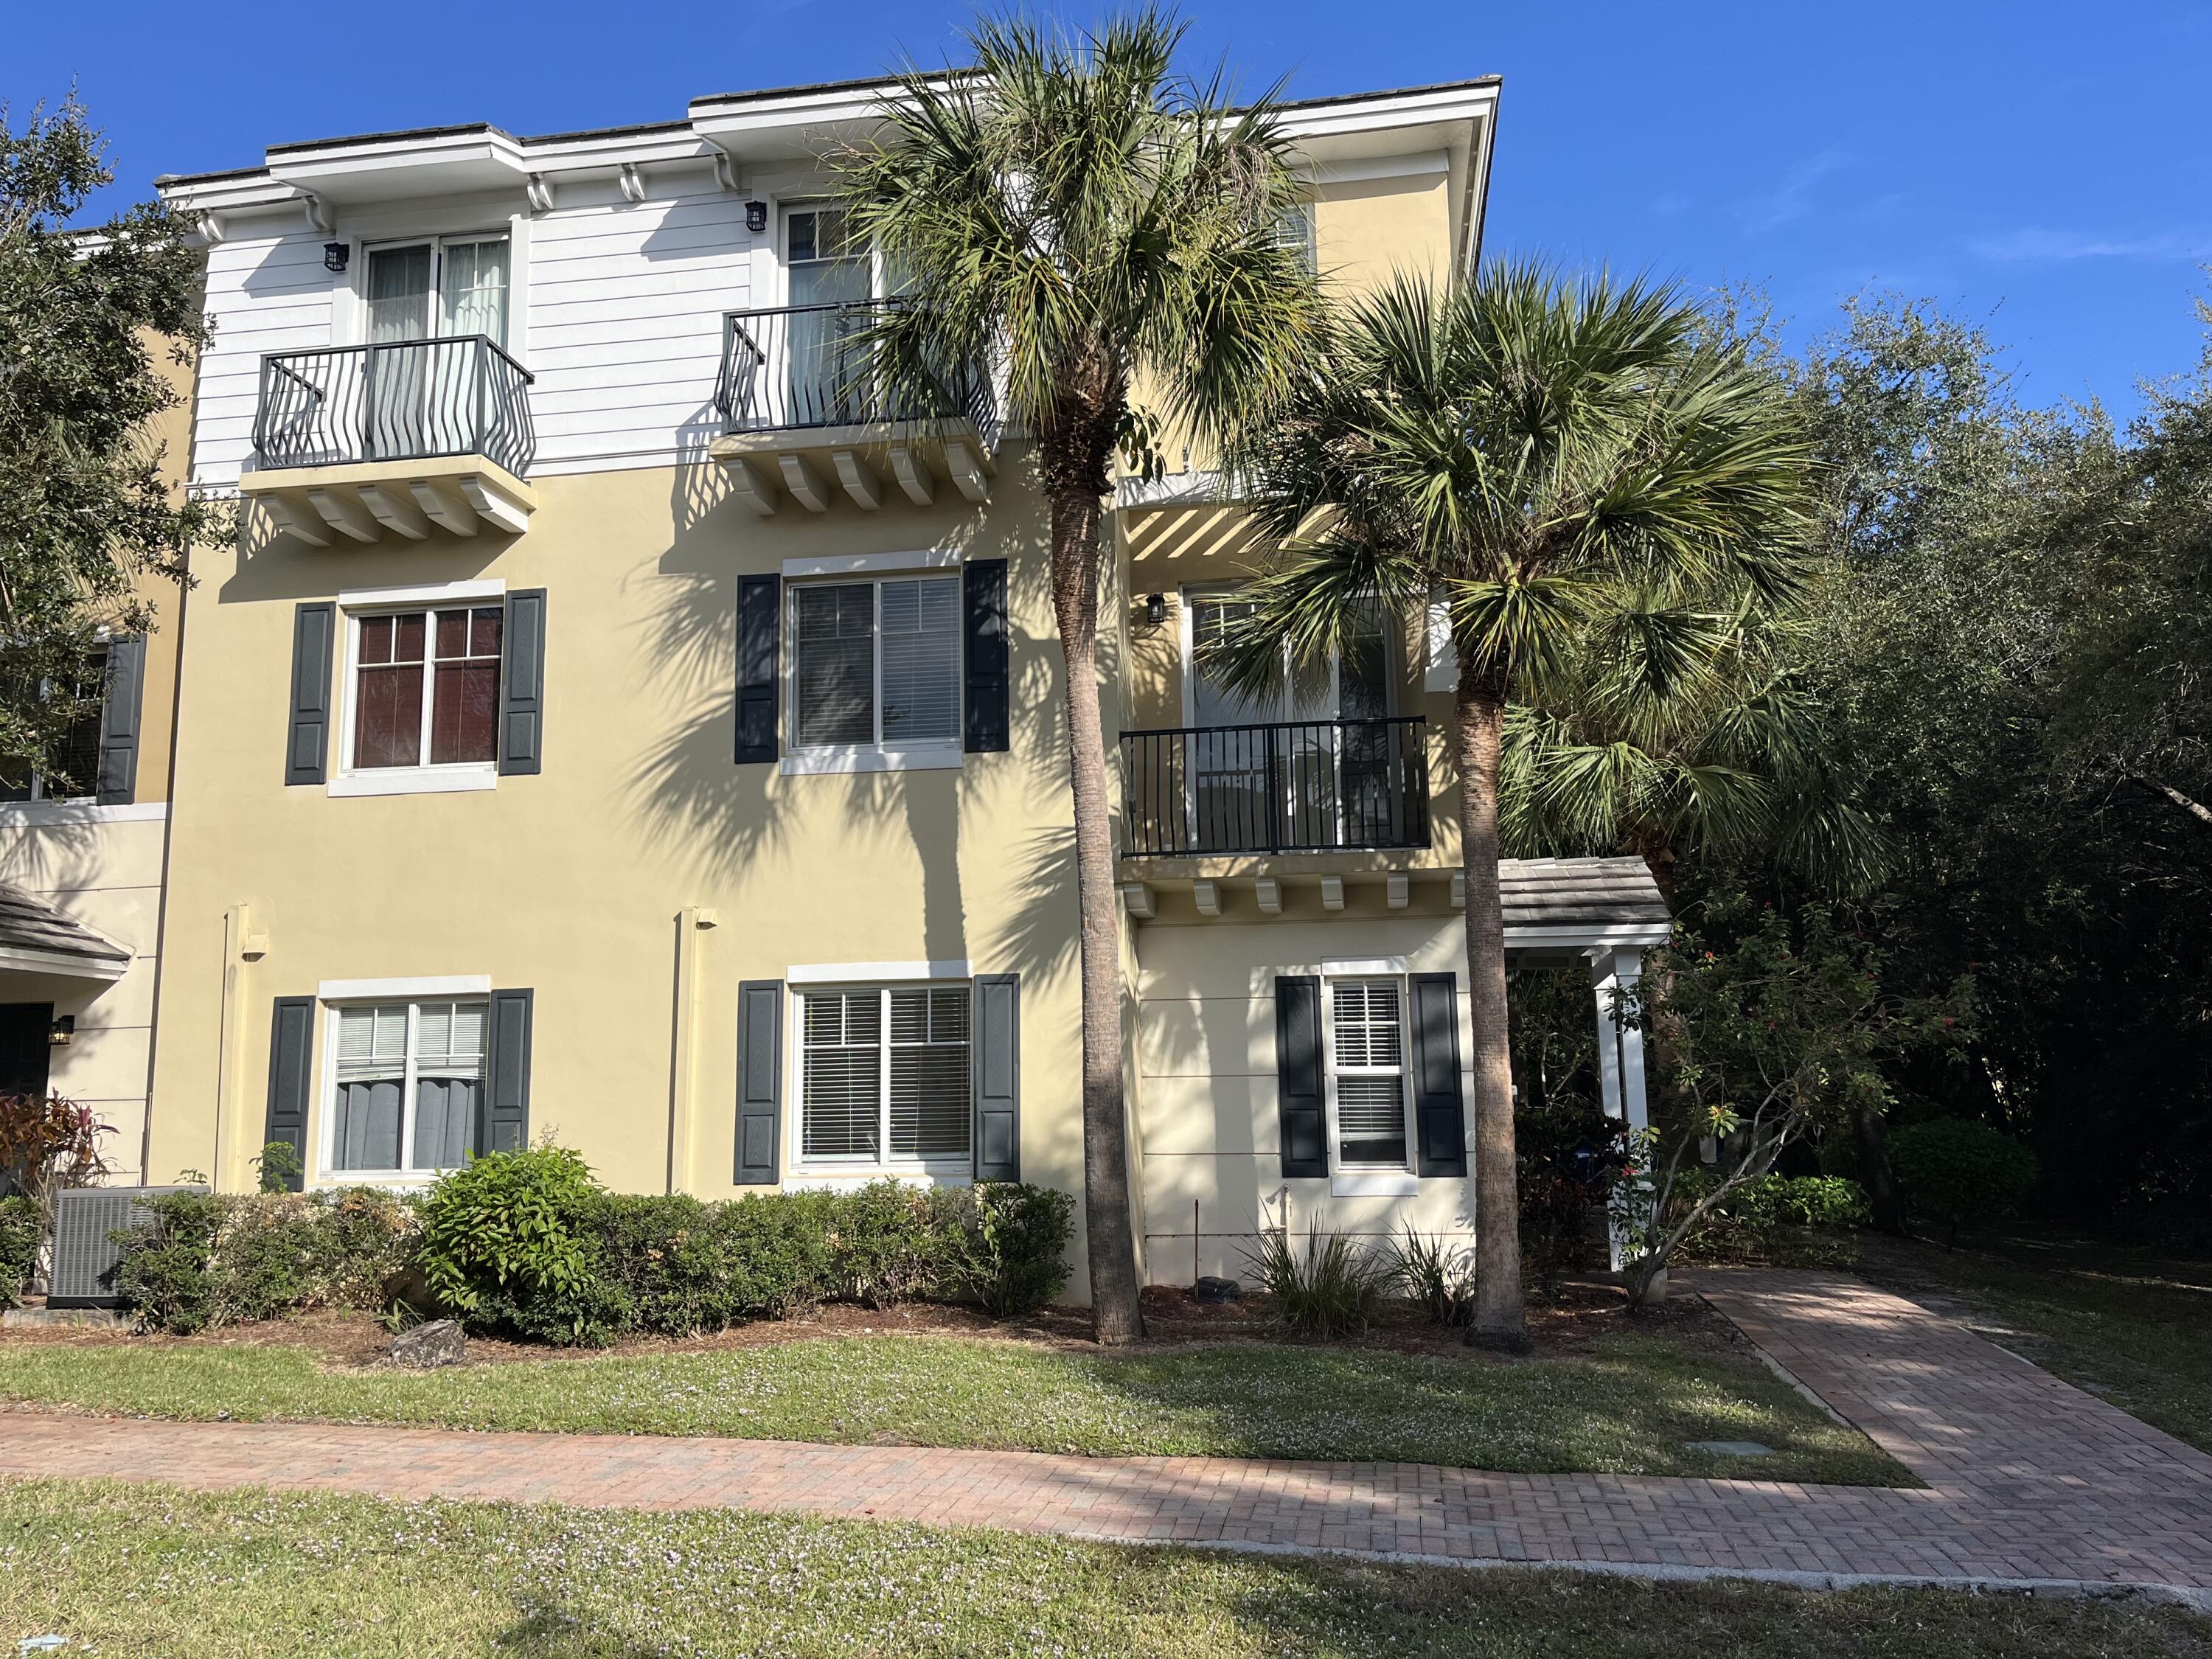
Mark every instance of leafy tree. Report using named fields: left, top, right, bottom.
left=1215, top=266, right=1812, bottom=1348
left=0, top=92, right=224, bottom=783
left=836, top=10, right=1322, bottom=1341
left=1612, top=900, right=1972, bottom=1307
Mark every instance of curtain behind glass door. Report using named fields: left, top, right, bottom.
left=365, top=245, right=434, bottom=460
left=787, top=206, right=871, bottom=425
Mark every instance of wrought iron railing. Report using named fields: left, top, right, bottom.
left=714, top=299, right=1000, bottom=445
left=252, top=335, right=536, bottom=477
left=1120, top=717, right=1430, bottom=856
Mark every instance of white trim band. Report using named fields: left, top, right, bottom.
left=336, top=577, right=507, bottom=607
left=1321, top=956, right=1412, bottom=976
left=0, top=800, right=168, bottom=828
left=781, top=549, right=959, bottom=579
left=785, top=959, right=971, bottom=985
left=329, top=767, right=498, bottom=799
left=317, top=975, right=493, bottom=1001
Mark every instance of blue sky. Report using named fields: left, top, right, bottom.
left=14, top=1, right=2211, bottom=418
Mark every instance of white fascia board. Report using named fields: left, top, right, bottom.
left=1277, top=84, right=1500, bottom=143
left=156, top=173, right=295, bottom=214
left=1502, top=922, right=1673, bottom=950
left=1296, top=150, right=1450, bottom=186
left=318, top=974, right=493, bottom=1001
left=522, top=129, right=717, bottom=170
left=0, top=945, right=130, bottom=983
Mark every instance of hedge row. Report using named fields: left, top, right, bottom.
left=0, top=1195, right=38, bottom=1309
left=1670, top=1172, right=1871, bottom=1268
left=112, top=1148, right=1074, bottom=1344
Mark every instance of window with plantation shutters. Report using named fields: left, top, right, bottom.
left=787, top=575, right=961, bottom=759
left=329, top=999, right=486, bottom=1175
left=1327, top=978, right=1412, bottom=1171
left=798, top=984, right=973, bottom=1166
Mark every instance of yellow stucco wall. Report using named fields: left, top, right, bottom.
left=147, top=448, right=1099, bottom=1279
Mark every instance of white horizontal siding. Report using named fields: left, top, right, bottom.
left=524, top=187, right=752, bottom=472
left=192, top=229, right=340, bottom=487
left=186, top=189, right=755, bottom=487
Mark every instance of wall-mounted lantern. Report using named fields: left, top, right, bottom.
left=48, top=1015, right=74, bottom=1048
left=322, top=243, right=349, bottom=274
left=1144, top=593, right=1166, bottom=627
left=745, top=201, right=769, bottom=235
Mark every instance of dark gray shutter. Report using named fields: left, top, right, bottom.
left=735, top=980, right=782, bottom=1183
left=498, top=588, right=546, bottom=775
left=286, top=602, right=336, bottom=786
left=480, top=989, right=533, bottom=1155
left=1409, top=973, right=1468, bottom=1178
left=734, top=574, right=780, bottom=764
left=263, top=996, right=314, bottom=1192
left=1273, top=975, right=1327, bottom=1178
left=962, top=558, right=1009, bottom=754
left=94, top=634, right=147, bottom=804
left=971, top=973, right=1020, bottom=1181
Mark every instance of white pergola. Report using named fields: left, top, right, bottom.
left=1497, top=858, right=1670, bottom=1268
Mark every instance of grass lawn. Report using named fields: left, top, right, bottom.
left=1856, top=1231, right=2212, bottom=1456
left=3, top=1478, right=2205, bottom=1659
left=0, top=1327, right=1907, bottom=1484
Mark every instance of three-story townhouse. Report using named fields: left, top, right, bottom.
left=139, top=70, right=1666, bottom=1295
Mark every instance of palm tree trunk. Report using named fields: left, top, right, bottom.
left=1455, top=666, right=1531, bottom=1352
left=1046, top=479, right=1144, bottom=1346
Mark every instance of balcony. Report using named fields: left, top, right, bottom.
left=240, top=335, right=538, bottom=546
left=706, top=299, right=1002, bottom=515
left=1120, top=717, right=1431, bottom=857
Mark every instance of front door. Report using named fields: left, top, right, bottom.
left=0, top=1003, right=52, bottom=1099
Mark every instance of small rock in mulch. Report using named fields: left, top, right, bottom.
left=387, top=1319, right=467, bottom=1369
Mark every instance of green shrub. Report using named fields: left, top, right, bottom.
left=1384, top=1227, right=1476, bottom=1326
left=1889, top=1119, right=2038, bottom=1246
left=1669, top=1172, right=1871, bottom=1268
left=0, top=1194, right=39, bottom=1307
left=417, top=1147, right=609, bottom=1343
left=416, top=1151, right=1076, bottom=1345
left=111, top=1188, right=418, bottom=1335
left=1245, top=1222, right=1390, bottom=1338
left=943, top=1183, right=1074, bottom=1315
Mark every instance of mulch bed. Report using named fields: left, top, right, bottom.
left=0, top=1273, right=1754, bottom=1371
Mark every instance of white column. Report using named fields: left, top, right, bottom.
left=1590, top=946, right=1649, bottom=1272
left=1590, top=951, right=1624, bottom=1120
left=1613, top=947, right=1649, bottom=1136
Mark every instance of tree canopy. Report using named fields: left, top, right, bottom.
left=0, top=92, right=222, bottom=783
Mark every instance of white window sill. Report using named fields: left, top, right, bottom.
left=783, top=1165, right=973, bottom=1192
left=780, top=745, right=963, bottom=776
left=1330, top=1171, right=1421, bottom=1197
left=313, top=1174, right=446, bottom=1192
left=329, top=766, right=498, bottom=799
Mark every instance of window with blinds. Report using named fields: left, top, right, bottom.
left=350, top=606, right=502, bottom=772
left=330, top=999, right=486, bottom=1175
left=799, top=984, right=973, bottom=1165
left=1329, top=978, right=1410, bottom=1170
left=789, top=576, right=961, bottom=753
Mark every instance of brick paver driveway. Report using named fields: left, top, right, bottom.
left=5, top=1270, right=2210, bottom=1602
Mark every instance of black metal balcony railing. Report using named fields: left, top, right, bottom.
left=714, top=299, right=1000, bottom=446
left=253, top=335, right=536, bottom=478
left=1120, top=717, right=1431, bottom=856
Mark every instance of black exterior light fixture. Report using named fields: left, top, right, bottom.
left=1144, top=593, right=1166, bottom=626
left=745, top=201, right=769, bottom=234
left=322, top=242, right=349, bottom=274
left=48, top=1015, right=74, bottom=1048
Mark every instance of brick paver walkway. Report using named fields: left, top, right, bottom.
left=4, top=1270, right=2210, bottom=1601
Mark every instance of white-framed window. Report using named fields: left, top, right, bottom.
left=0, top=643, right=108, bottom=804
left=340, top=605, right=503, bottom=778
left=1270, top=201, right=1317, bottom=275
left=325, top=999, right=487, bottom=1176
left=1324, top=977, right=1413, bottom=1172
left=787, top=575, right=961, bottom=763
left=796, top=984, right=972, bottom=1168
left=364, top=235, right=512, bottom=348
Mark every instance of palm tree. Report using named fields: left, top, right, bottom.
left=1499, top=598, right=1885, bottom=900
left=1214, top=265, right=1814, bottom=1349
left=837, top=10, right=1323, bottom=1343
